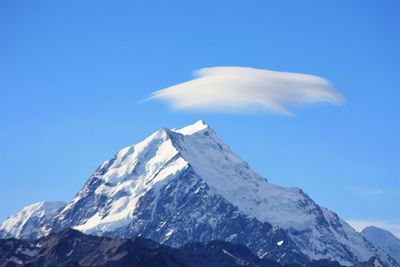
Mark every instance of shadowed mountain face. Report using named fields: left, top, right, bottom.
left=0, top=228, right=384, bottom=267
left=0, top=228, right=284, bottom=267
left=0, top=121, right=398, bottom=267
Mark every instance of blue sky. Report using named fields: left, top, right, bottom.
left=0, top=1, right=399, bottom=234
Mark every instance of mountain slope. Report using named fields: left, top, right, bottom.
left=0, top=121, right=397, bottom=267
left=361, top=226, right=400, bottom=263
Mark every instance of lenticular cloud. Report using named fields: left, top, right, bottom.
left=149, top=66, right=344, bottom=115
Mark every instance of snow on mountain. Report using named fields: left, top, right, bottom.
left=0, top=201, right=66, bottom=239
left=361, top=226, right=400, bottom=263
left=50, top=126, right=188, bottom=234
left=0, top=121, right=397, bottom=267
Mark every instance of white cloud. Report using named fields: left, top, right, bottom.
left=346, top=219, right=400, bottom=238
left=149, top=66, right=344, bottom=115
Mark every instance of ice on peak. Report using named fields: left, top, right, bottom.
left=146, top=127, right=172, bottom=141
left=70, top=124, right=191, bottom=234
left=174, top=120, right=209, bottom=135
left=18, top=201, right=66, bottom=216
left=91, top=120, right=318, bottom=234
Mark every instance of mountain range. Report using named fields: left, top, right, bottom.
left=0, top=121, right=398, bottom=267
left=0, top=228, right=387, bottom=267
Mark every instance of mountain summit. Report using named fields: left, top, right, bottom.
left=0, top=121, right=397, bottom=266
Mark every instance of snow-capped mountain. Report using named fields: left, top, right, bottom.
left=361, top=226, right=400, bottom=264
left=0, top=201, right=66, bottom=239
left=0, top=121, right=397, bottom=266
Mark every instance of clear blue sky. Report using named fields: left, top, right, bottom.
left=1, top=0, right=399, bottom=229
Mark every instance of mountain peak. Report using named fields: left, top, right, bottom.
left=174, top=120, right=209, bottom=135
left=0, top=201, right=66, bottom=239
